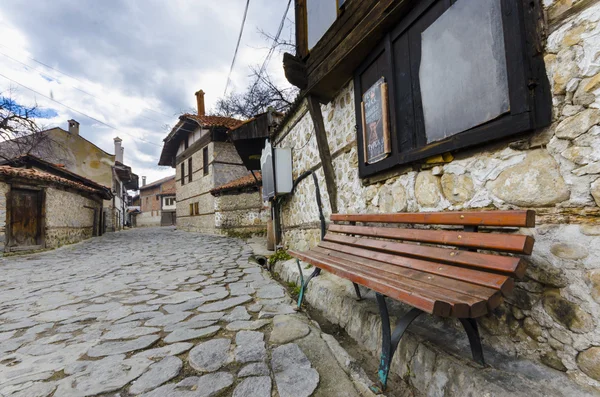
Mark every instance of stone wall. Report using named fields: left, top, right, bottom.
left=214, top=190, right=269, bottom=236
left=176, top=140, right=249, bottom=234
left=45, top=187, right=100, bottom=248
left=274, top=1, right=600, bottom=390
left=176, top=141, right=217, bottom=233
left=135, top=211, right=161, bottom=227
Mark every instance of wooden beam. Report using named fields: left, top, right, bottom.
left=307, top=95, right=338, bottom=213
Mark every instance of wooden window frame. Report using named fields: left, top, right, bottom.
left=194, top=202, right=199, bottom=215
left=353, top=0, right=550, bottom=178
left=180, top=162, right=185, bottom=186
left=188, top=158, right=193, bottom=183
left=297, top=0, right=348, bottom=58
left=203, top=147, right=209, bottom=176
left=189, top=203, right=194, bottom=216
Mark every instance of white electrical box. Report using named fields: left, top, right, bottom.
left=260, top=140, right=293, bottom=201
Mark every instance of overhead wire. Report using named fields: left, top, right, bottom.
left=249, top=0, right=292, bottom=95
left=0, top=43, right=171, bottom=118
left=0, top=50, right=169, bottom=128
left=0, top=72, right=163, bottom=147
left=223, top=0, right=251, bottom=96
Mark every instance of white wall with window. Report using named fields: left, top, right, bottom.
left=163, top=196, right=176, bottom=210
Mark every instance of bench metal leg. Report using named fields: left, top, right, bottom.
left=375, top=293, right=424, bottom=391
left=353, top=283, right=362, bottom=300
left=296, top=258, right=321, bottom=309
left=459, top=318, right=485, bottom=365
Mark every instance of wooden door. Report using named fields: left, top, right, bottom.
left=9, top=188, right=43, bottom=250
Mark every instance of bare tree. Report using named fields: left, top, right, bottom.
left=214, top=68, right=298, bottom=119
left=0, top=90, right=57, bottom=163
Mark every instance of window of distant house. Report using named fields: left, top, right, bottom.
left=194, top=202, right=199, bottom=216
left=203, top=147, right=209, bottom=176
left=156, top=195, right=159, bottom=201
left=184, top=136, right=189, bottom=150
left=188, top=158, right=193, bottom=183
left=353, top=0, right=550, bottom=178
left=165, top=197, right=175, bottom=206
left=181, top=162, right=185, bottom=186
left=189, top=203, right=194, bottom=216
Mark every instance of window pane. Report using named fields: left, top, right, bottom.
left=419, top=0, right=509, bottom=143
left=307, top=0, right=337, bottom=50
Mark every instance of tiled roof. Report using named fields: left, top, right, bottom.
left=181, top=114, right=244, bottom=129
left=3, top=154, right=113, bottom=198
left=140, top=175, right=175, bottom=191
left=0, top=166, right=112, bottom=198
left=210, top=172, right=262, bottom=195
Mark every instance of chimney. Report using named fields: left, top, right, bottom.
left=195, top=90, right=205, bottom=116
left=68, top=119, right=80, bottom=135
left=142, top=176, right=146, bottom=186
left=114, top=137, right=123, bottom=163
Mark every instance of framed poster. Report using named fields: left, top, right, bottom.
left=361, top=77, right=391, bottom=164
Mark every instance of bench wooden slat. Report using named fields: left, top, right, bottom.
left=312, top=247, right=501, bottom=316
left=318, top=240, right=514, bottom=294
left=305, top=249, right=485, bottom=317
left=324, top=233, right=526, bottom=278
left=289, top=249, right=452, bottom=317
left=331, top=210, right=535, bottom=227
left=328, top=224, right=534, bottom=254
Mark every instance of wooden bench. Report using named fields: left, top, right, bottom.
left=288, top=210, right=535, bottom=390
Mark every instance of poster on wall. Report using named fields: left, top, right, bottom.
left=361, top=77, right=391, bottom=164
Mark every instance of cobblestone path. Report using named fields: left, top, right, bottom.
left=0, top=228, right=366, bottom=397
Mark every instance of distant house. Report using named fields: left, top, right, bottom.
left=0, top=120, right=138, bottom=232
left=136, top=175, right=176, bottom=227
left=0, top=165, right=112, bottom=252
left=158, top=90, right=247, bottom=234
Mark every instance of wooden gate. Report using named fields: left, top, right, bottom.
left=161, top=211, right=176, bottom=226
left=7, top=188, right=44, bottom=251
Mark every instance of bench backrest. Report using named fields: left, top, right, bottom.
left=326, top=210, right=535, bottom=281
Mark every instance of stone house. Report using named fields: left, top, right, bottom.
left=0, top=120, right=138, bottom=232
left=269, top=0, right=600, bottom=393
left=0, top=165, right=112, bottom=252
left=210, top=172, right=268, bottom=236
left=158, top=91, right=247, bottom=234
left=136, top=175, right=176, bottom=227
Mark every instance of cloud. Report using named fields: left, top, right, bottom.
left=0, top=0, right=294, bottom=185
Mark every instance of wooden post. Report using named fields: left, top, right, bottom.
left=307, top=95, right=338, bottom=214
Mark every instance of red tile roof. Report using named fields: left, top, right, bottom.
left=210, top=172, right=262, bottom=195
left=181, top=114, right=244, bottom=129
left=0, top=166, right=112, bottom=198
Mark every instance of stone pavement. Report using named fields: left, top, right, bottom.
left=0, top=228, right=374, bottom=397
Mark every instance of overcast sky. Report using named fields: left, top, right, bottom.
left=0, top=0, right=294, bottom=186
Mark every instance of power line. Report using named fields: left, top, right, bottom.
left=0, top=50, right=169, bottom=128
left=223, top=0, right=251, bottom=96
left=0, top=72, right=162, bottom=147
left=250, top=0, right=292, bottom=95
left=0, top=43, right=171, bottom=118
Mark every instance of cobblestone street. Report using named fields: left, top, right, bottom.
left=0, top=228, right=368, bottom=397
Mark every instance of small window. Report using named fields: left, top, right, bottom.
left=156, top=195, right=159, bottom=201
left=180, top=162, right=185, bottom=186
left=189, top=203, right=194, bottom=216
left=188, top=158, right=193, bottom=183
left=203, top=147, right=209, bottom=176
left=194, top=202, right=199, bottom=215
left=307, top=0, right=337, bottom=50
left=184, top=136, right=189, bottom=149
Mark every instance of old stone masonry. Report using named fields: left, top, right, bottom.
left=0, top=228, right=369, bottom=397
